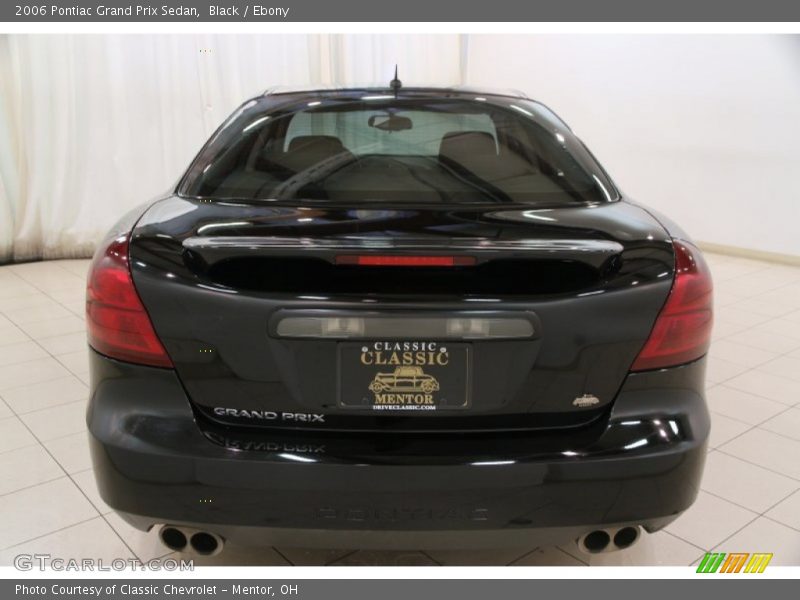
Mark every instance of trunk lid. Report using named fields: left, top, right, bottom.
left=129, top=196, right=674, bottom=432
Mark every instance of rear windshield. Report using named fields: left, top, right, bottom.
left=179, top=97, right=617, bottom=206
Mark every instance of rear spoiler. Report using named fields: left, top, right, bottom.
left=182, top=236, right=624, bottom=269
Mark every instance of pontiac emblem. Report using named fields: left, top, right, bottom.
left=572, top=394, right=600, bottom=408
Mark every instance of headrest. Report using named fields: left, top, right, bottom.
left=288, top=135, right=346, bottom=155
left=439, top=131, right=498, bottom=163
left=282, top=135, right=350, bottom=173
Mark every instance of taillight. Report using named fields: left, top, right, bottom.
left=86, top=234, right=173, bottom=368
left=631, top=240, right=713, bottom=372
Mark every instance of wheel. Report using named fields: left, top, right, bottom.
left=421, top=381, right=435, bottom=393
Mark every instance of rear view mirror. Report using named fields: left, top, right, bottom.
left=368, top=114, right=413, bottom=132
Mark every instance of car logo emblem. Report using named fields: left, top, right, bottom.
left=573, top=394, right=600, bottom=407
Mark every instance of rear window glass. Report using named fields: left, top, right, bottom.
left=180, top=97, right=617, bottom=206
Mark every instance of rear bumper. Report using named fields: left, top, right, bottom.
left=87, top=350, right=709, bottom=549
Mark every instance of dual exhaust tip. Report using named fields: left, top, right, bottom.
left=159, top=525, right=224, bottom=556
left=577, top=526, right=641, bottom=554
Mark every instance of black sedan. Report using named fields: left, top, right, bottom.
left=86, top=85, right=712, bottom=557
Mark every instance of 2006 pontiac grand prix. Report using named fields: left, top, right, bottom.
left=86, top=82, right=712, bottom=557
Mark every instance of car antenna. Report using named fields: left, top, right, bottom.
left=389, top=65, right=402, bottom=98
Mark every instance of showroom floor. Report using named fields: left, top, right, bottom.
left=0, top=253, right=799, bottom=567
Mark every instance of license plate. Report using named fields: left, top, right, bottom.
left=338, top=341, right=471, bottom=411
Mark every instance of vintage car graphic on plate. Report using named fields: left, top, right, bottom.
left=368, top=366, right=441, bottom=394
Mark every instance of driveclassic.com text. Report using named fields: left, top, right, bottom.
left=14, top=5, right=291, bottom=18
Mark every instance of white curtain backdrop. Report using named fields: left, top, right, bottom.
left=0, top=34, right=463, bottom=262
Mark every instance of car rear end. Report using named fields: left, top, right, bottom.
left=86, top=89, right=712, bottom=554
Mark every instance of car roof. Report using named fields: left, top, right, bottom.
left=263, top=84, right=531, bottom=101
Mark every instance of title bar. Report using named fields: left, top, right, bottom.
left=3, top=0, right=800, bottom=22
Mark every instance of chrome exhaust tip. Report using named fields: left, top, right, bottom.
left=579, top=529, right=611, bottom=553
left=189, top=531, right=224, bottom=556
left=158, top=526, right=188, bottom=552
left=613, top=526, right=641, bottom=550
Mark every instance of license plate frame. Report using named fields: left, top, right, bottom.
left=337, top=341, right=471, bottom=412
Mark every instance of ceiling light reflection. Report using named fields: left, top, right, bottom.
left=242, top=116, right=270, bottom=132
left=510, top=104, right=533, bottom=117
left=279, top=453, right=316, bottom=463
left=624, top=439, right=649, bottom=450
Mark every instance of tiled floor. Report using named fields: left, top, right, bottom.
left=1, top=253, right=799, bottom=566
